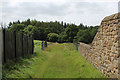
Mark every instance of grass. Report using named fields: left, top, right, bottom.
left=2, top=40, right=106, bottom=78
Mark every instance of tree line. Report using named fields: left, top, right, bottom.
left=7, top=19, right=99, bottom=44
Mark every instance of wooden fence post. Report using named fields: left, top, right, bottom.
left=14, top=31, right=16, bottom=61
left=44, top=41, right=47, bottom=47
left=26, top=34, right=28, bottom=55
left=21, top=32, right=23, bottom=57
left=0, top=28, right=3, bottom=80
left=0, top=28, right=4, bottom=63
left=23, top=35, right=28, bottom=56
left=5, top=30, right=16, bottom=61
left=28, top=34, right=33, bottom=55
left=31, top=35, right=34, bottom=54
left=16, top=32, right=23, bottom=58
left=2, top=29, right=5, bottom=63
left=41, top=41, right=44, bottom=50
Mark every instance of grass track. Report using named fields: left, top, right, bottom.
left=3, top=40, right=106, bottom=78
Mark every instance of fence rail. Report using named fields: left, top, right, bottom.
left=0, top=29, right=34, bottom=63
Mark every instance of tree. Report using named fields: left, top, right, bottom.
left=8, top=19, right=99, bottom=43
left=26, top=19, right=31, bottom=26
left=64, top=24, right=78, bottom=42
left=31, top=19, right=37, bottom=26
left=9, top=22, right=12, bottom=27
left=64, top=22, right=67, bottom=28
left=10, top=24, right=25, bottom=32
left=90, top=26, right=98, bottom=41
left=35, top=21, right=41, bottom=27
left=17, top=20, right=20, bottom=24
left=78, top=23, right=84, bottom=30
left=58, top=32, right=67, bottom=43
left=76, top=30, right=92, bottom=44
left=23, top=25, right=34, bottom=35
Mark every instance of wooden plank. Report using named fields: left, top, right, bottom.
left=16, top=32, right=23, bottom=58
left=0, top=28, right=3, bottom=63
left=23, top=35, right=28, bottom=56
left=5, top=31, right=15, bottom=61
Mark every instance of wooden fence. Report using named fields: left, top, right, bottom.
left=0, top=28, right=3, bottom=79
left=1, top=29, right=34, bottom=63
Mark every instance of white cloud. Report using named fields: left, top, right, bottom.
left=1, top=0, right=119, bottom=26
left=85, top=0, right=119, bottom=2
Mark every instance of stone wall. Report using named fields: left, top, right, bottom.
left=78, top=43, right=91, bottom=59
left=78, top=13, right=120, bottom=78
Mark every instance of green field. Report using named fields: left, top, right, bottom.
left=3, top=40, right=106, bottom=78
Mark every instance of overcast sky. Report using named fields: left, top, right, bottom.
left=0, top=0, right=119, bottom=26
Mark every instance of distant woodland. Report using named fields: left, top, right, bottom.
left=7, top=19, right=99, bottom=44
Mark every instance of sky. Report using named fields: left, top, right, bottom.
left=0, top=0, right=119, bottom=26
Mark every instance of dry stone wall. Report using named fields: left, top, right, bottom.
left=78, top=13, right=120, bottom=78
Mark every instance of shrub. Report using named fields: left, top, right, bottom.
left=47, top=33, right=59, bottom=42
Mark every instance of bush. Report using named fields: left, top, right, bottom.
left=47, top=33, right=59, bottom=42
